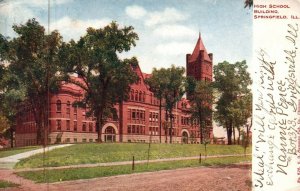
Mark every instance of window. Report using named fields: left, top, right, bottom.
left=89, top=139, right=93, bottom=142
left=66, top=101, right=70, bottom=115
left=74, top=138, right=77, bottom=143
left=143, top=92, right=146, bottom=102
left=66, top=138, right=70, bottom=143
left=82, top=122, right=87, bottom=131
left=56, top=100, right=61, bottom=112
left=127, top=125, right=131, bottom=134
left=82, top=138, right=87, bottom=142
left=74, top=105, right=77, bottom=115
left=132, top=110, right=136, bottom=119
left=135, top=91, right=138, bottom=101
left=74, top=121, right=77, bottom=131
left=89, top=123, right=93, bottom=132
left=130, top=90, right=134, bottom=101
left=66, top=120, right=70, bottom=131
left=56, top=120, right=61, bottom=131
left=139, top=91, right=142, bottom=102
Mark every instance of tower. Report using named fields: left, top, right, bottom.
left=186, top=33, right=213, bottom=86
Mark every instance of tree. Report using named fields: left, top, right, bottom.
left=60, top=22, right=139, bottom=142
left=229, top=92, right=252, bottom=144
left=145, top=68, right=169, bottom=143
left=164, top=65, right=186, bottom=143
left=0, top=19, right=63, bottom=145
left=187, top=79, right=213, bottom=144
left=213, top=60, right=251, bottom=145
left=244, top=0, right=253, bottom=8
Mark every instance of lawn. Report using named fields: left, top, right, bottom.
left=15, top=143, right=251, bottom=169
left=0, top=146, right=41, bottom=158
left=0, top=180, right=19, bottom=188
left=17, top=155, right=251, bottom=183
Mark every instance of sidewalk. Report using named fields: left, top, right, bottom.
left=15, top=153, right=251, bottom=172
left=0, top=144, right=73, bottom=169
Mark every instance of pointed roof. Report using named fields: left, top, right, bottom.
left=189, top=34, right=211, bottom=62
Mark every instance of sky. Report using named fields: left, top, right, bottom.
left=0, top=0, right=253, bottom=74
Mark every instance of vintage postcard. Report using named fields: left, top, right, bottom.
left=0, top=0, right=298, bottom=190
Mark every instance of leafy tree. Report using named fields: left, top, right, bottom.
left=213, top=60, right=251, bottom=145
left=60, top=22, right=139, bottom=142
left=145, top=68, right=168, bottom=143
left=0, top=19, right=63, bottom=145
left=187, top=79, right=213, bottom=144
left=164, top=65, right=186, bottom=143
left=244, top=0, right=253, bottom=8
left=229, top=92, right=252, bottom=144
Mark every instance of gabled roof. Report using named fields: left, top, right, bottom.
left=189, top=34, right=211, bottom=62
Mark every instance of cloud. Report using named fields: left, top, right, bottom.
left=154, top=41, right=194, bottom=56
left=153, top=25, right=197, bottom=39
left=0, top=0, right=73, bottom=37
left=145, top=8, right=188, bottom=27
left=125, top=5, right=147, bottom=19
left=49, top=16, right=111, bottom=41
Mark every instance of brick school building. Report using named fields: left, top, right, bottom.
left=15, top=35, right=213, bottom=146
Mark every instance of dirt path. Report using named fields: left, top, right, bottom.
left=1, top=163, right=252, bottom=191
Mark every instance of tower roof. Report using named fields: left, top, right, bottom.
left=190, top=34, right=211, bottom=62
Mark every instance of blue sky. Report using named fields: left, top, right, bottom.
left=0, top=0, right=252, bottom=73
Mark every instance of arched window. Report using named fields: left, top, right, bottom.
left=135, top=90, right=138, bottom=101
left=139, top=91, right=142, bottom=102
left=130, top=90, right=134, bottom=100
left=66, top=101, right=70, bottom=115
left=143, top=92, right=146, bottom=102
left=56, top=100, right=61, bottom=113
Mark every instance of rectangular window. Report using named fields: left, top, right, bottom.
left=89, top=123, right=93, bottom=132
left=132, top=110, right=136, bottom=119
left=74, top=138, right=77, bottom=143
left=127, top=125, right=131, bottom=134
left=66, top=138, right=70, bottom=143
left=89, top=139, right=93, bottom=143
left=74, top=121, right=77, bottom=131
left=82, top=122, right=87, bottom=131
left=82, top=138, right=87, bottom=142
left=132, top=125, right=135, bottom=134
left=56, top=120, right=61, bottom=131
left=66, top=120, right=70, bottom=131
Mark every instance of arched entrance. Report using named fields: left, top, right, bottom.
left=182, top=131, right=189, bottom=144
left=104, top=126, right=116, bottom=142
left=102, top=123, right=119, bottom=142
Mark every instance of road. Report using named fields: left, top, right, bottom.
left=1, top=163, right=252, bottom=191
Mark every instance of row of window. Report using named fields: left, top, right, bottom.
left=54, top=138, right=95, bottom=143
left=127, top=125, right=145, bottom=134
left=129, top=90, right=160, bottom=105
left=128, top=109, right=145, bottom=121
left=53, top=120, right=94, bottom=132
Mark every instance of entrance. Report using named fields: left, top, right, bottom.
left=104, top=126, right=116, bottom=142
left=182, top=131, right=188, bottom=144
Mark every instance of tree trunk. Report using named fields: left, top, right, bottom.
left=159, top=99, right=162, bottom=143
left=97, top=111, right=103, bottom=143
left=233, top=126, right=236, bottom=144
left=227, top=120, right=233, bottom=145
left=169, top=110, right=173, bottom=144
left=10, top=126, right=14, bottom=148
left=165, top=110, right=168, bottom=143
left=237, top=128, right=241, bottom=145
left=119, top=102, right=123, bottom=142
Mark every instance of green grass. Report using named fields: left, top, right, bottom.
left=0, top=180, right=19, bottom=188
left=15, top=143, right=251, bottom=169
left=0, top=146, right=41, bottom=158
left=17, top=156, right=251, bottom=183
